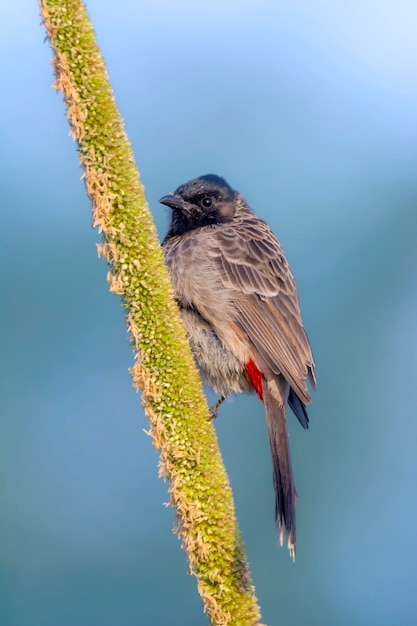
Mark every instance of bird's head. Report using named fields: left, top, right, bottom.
left=160, top=174, right=238, bottom=236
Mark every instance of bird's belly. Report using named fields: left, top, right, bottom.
left=181, top=308, right=253, bottom=397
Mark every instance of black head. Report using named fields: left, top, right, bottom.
left=160, top=174, right=237, bottom=237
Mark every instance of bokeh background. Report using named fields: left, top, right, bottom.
left=1, top=2, right=416, bottom=625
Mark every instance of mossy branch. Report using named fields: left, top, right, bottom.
left=39, top=1, right=262, bottom=624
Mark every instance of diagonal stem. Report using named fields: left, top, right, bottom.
left=39, top=1, right=263, bottom=624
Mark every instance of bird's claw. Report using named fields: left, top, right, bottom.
left=208, top=395, right=227, bottom=420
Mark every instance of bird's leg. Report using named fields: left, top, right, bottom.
left=209, top=394, right=227, bottom=420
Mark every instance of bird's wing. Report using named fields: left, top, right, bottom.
left=210, top=213, right=316, bottom=404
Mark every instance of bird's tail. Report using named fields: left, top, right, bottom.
left=262, top=377, right=297, bottom=560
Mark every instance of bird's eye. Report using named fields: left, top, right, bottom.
left=201, top=197, right=213, bottom=208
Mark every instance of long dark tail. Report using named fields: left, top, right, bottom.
left=262, top=378, right=297, bottom=560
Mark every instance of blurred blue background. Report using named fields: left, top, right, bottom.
left=1, top=2, right=416, bottom=625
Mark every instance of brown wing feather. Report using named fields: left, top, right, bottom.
left=210, top=211, right=315, bottom=402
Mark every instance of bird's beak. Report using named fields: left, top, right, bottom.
left=159, top=194, right=186, bottom=211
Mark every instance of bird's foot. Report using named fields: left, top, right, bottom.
left=209, top=395, right=227, bottom=420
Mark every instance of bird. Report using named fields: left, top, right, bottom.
left=160, top=174, right=316, bottom=558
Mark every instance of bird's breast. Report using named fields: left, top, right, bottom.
left=162, top=231, right=252, bottom=364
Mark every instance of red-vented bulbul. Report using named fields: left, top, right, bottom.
left=160, top=174, right=316, bottom=559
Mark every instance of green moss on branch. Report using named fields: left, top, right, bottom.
left=39, top=1, right=262, bottom=624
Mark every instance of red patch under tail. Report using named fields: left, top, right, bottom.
left=246, top=359, right=264, bottom=402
